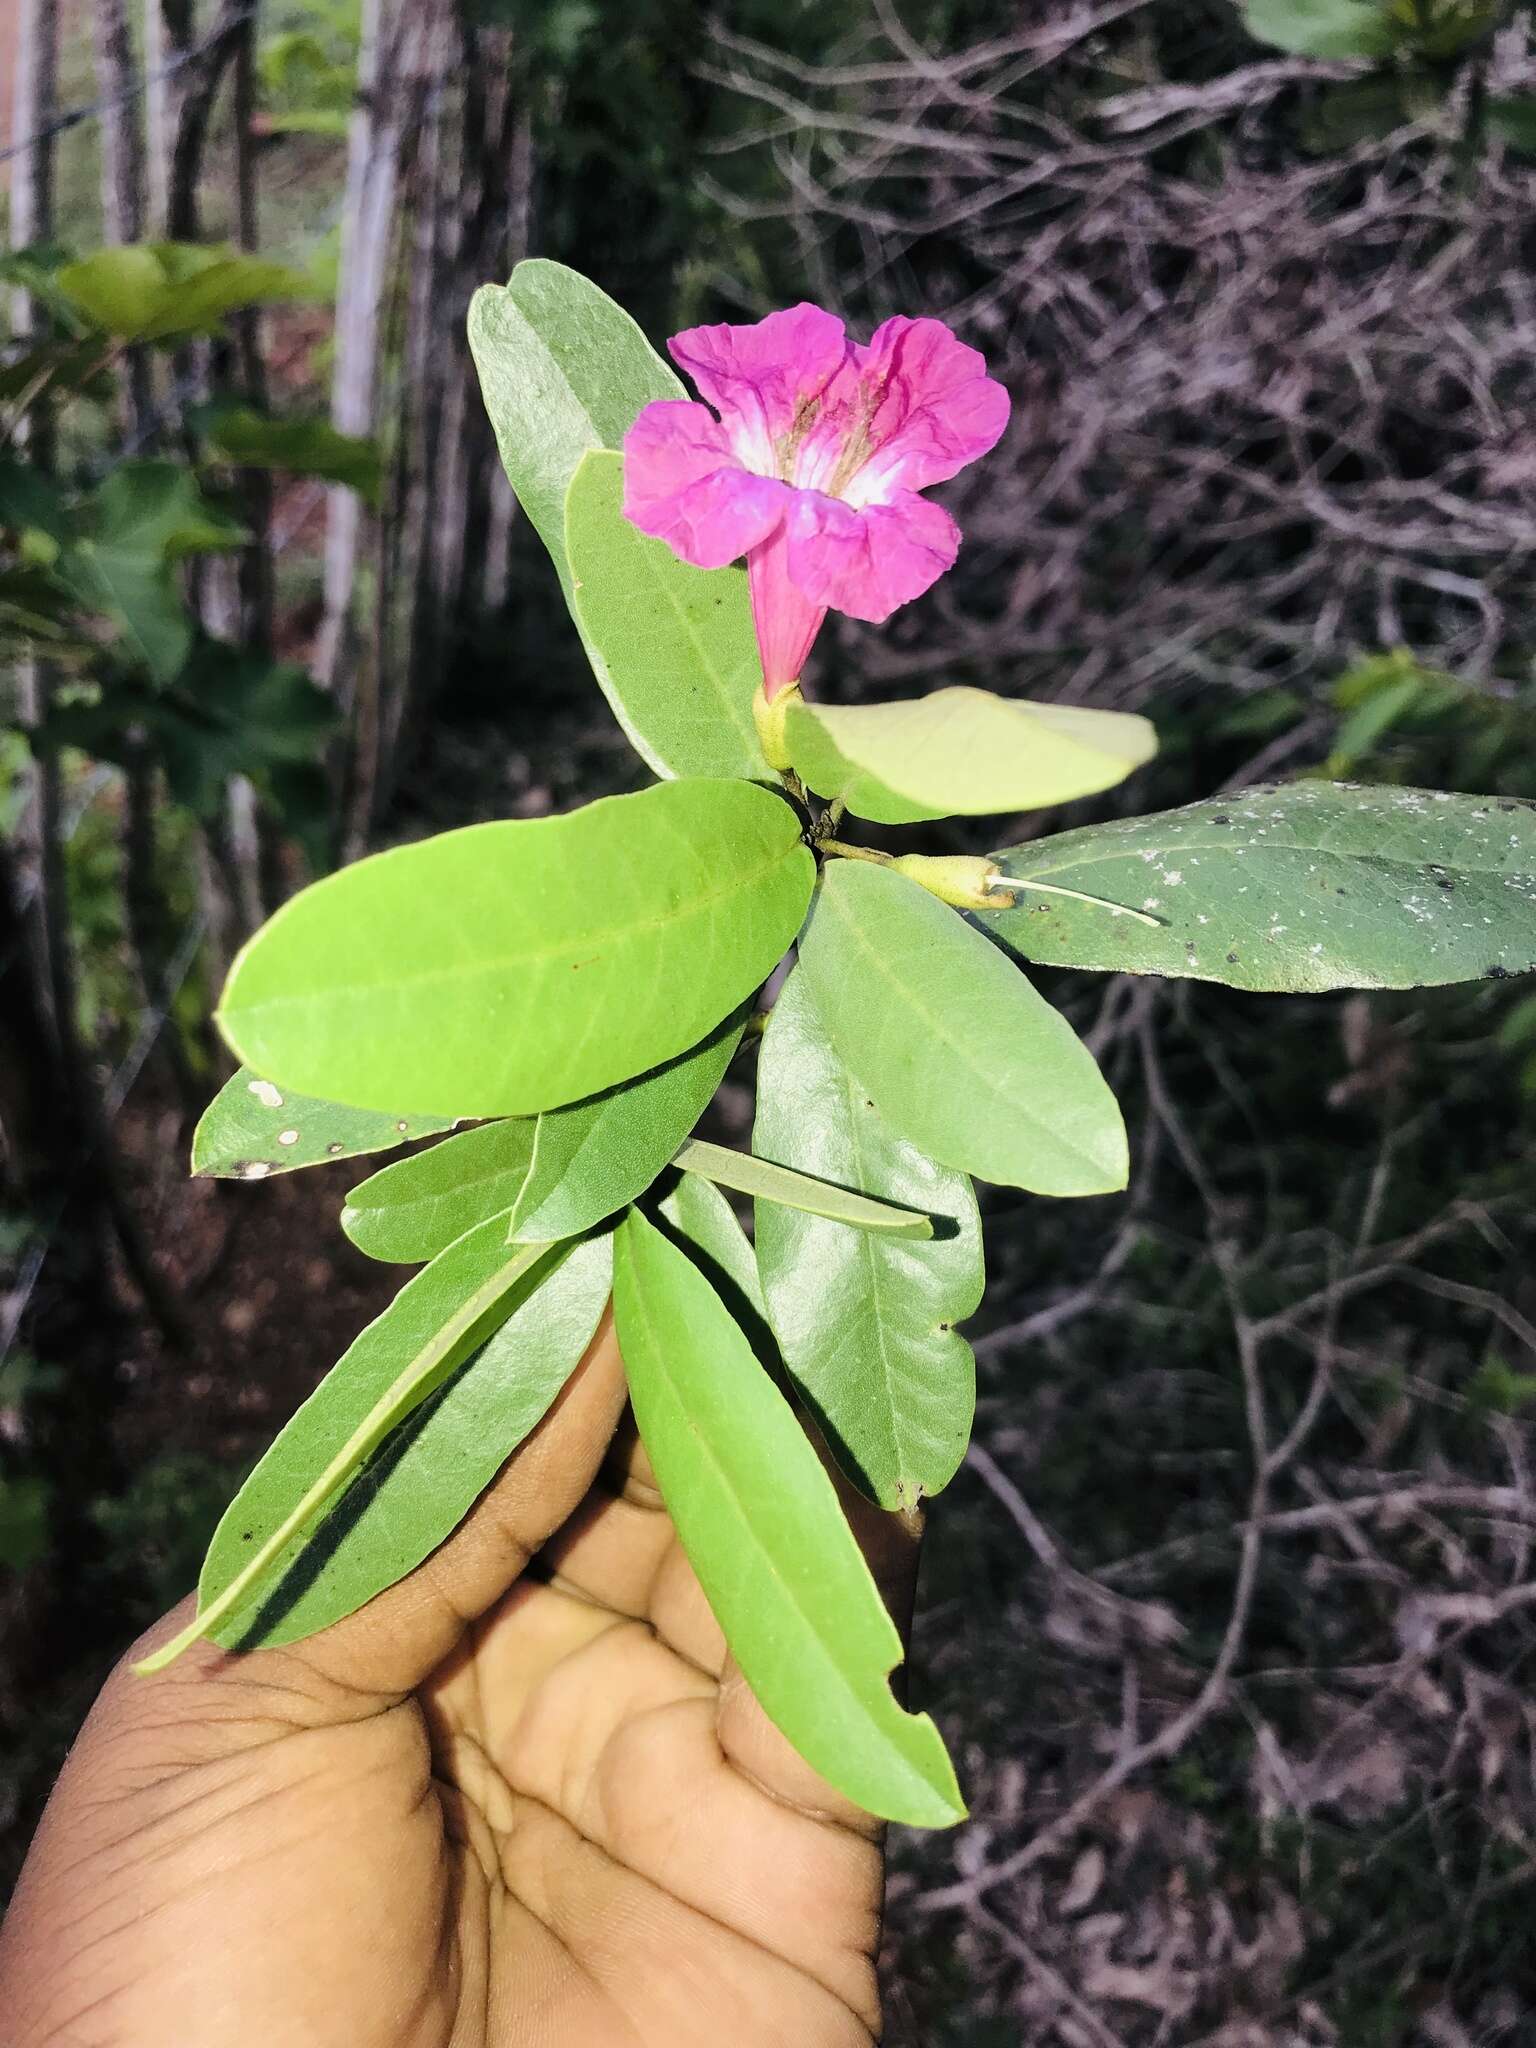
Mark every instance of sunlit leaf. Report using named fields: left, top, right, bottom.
left=613, top=1208, right=965, bottom=1828
left=193, top=1233, right=612, bottom=1650
left=565, top=452, right=767, bottom=781
left=785, top=688, right=1156, bottom=825
left=55, top=242, right=311, bottom=342
left=218, top=778, right=813, bottom=1117
left=343, top=1120, right=537, bottom=1262
left=983, top=782, right=1536, bottom=992
left=754, top=971, right=981, bottom=1510
left=798, top=860, right=1128, bottom=1196
left=193, top=1067, right=454, bottom=1180
left=1239, top=0, right=1395, bottom=58
left=676, top=1138, right=934, bottom=1237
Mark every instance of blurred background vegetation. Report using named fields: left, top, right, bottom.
left=5, top=1, right=1536, bottom=2039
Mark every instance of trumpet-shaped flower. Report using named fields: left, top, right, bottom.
left=621, top=304, right=1009, bottom=701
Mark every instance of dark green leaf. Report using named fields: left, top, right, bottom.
left=193, top=1066, right=454, bottom=1179
left=1239, top=0, right=1394, bottom=58
left=195, top=1232, right=613, bottom=1650
left=613, top=1209, right=965, bottom=1828
left=218, top=778, right=814, bottom=1118
left=0, top=460, right=71, bottom=541
left=984, top=781, right=1536, bottom=992
left=799, top=861, right=1128, bottom=1196
left=754, top=971, right=981, bottom=1510
left=195, top=402, right=383, bottom=503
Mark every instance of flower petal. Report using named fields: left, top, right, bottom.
left=622, top=400, right=788, bottom=571
left=669, top=305, right=852, bottom=470
left=784, top=488, right=960, bottom=624
left=850, top=317, right=1011, bottom=498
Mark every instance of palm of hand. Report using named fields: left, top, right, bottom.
left=1, top=1321, right=896, bottom=2048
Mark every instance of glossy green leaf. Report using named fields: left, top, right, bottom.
left=193, top=1067, right=454, bottom=1180
left=784, top=688, right=1156, bottom=826
left=656, top=1173, right=766, bottom=1321
left=613, top=1209, right=965, bottom=1828
left=754, top=971, right=981, bottom=1510
left=343, top=1119, right=537, bottom=1263
left=1239, top=0, right=1395, bottom=58
left=55, top=463, right=245, bottom=683
left=509, top=1013, right=743, bottom=1242
left=55, top=242, right=311, bottom=342
left=676, top=1138, right=934, bottom=1237
left=191, top=1232, right=612, bottom=1651
left=566, top=452, right=768, bottom=782
left=983, top=782, right=1536, bottom=994
left=799, top=860, right=1127, bottom=1196
left=196, top=402, right=383, bottom=504
left=136, top=1218, right=556, bottom=1671
left=218, top=778, right=814, bottom=1118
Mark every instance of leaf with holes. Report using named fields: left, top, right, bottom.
left=982, top=782, right=1536, bottom=993
left=613, top=1208, right=965, bottom=1828
left=798, top=861, right=1127, bottom=1196
left=192, top=1069, right=454, bottom=1181
left=217, top=778, right=814, bottom=1118
left=754, top=970, right=981, bottom=1509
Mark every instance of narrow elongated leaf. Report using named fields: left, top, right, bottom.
left=676, top=1138, right=934, bottom=1237
left=784, top=688, right=1156, bottom=825
left=193, top=1068, right=454, bottom=1180
left=566, top=452, right=768, bottom=782
left=754, top=972, right=981, bottom=1510
left=983, top=782, right=1536, bottom=993
left=657, top=1174, right=765, bottom=1320
left=509, top=1014, right=743, bottom=1243
left=193, top=1233, right=613, bottom=1651
left=343, top=1119, right=537, bottom=1263
left=135, top=1218, right=553, bottom=1672
left=613, top=1209, right=964, bottom=1828
left=218, top=778, right=814, bottom=1118
left=799, top=861, right=1127, bottom=1196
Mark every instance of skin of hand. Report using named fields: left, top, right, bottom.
left=0, top=1311, right=923, bottom=2048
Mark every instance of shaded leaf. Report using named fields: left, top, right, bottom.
left=983, top=781, right=1536, bottom=993
left=509, top=1012, right=744, bottom=1242
left=754, top=971, right=981, bottom=1510
left=799, top=860, right=1127, bottom=1196
left=195, top=402, right=383, bottom=503
left=193, top=1232, right=612, bottom=1651
left=785, top=687, right=1155, bottom=826
left=218, top=778, right=814, bottom=1117
left=1239, top=0, right=1394, bottom=58
left=613, top=1208, right=965, bottom=1828
left=566, top=452, right=767, bottom=781
left=136, top=1219, right=556, bottom=1671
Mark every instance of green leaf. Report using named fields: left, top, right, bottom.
left=983, top=781, right=1536, bottom=993
left=55, top=463, right=245, bottom=683
left=156, top=639, right=336, bottom=821
left=613, top=1209, right=965, bottom=1828
left=656, top=1173, right=766, bottom=1320
left=55, top=242, right=312, bottom=342
left=193, top=1232, right=613, bottom=1651
left=218, top=778, right=814, bottom=1117
left=785, top=688, right=1156, bottom=826
left=193, top=1067, right=454, bottom=1179
left=1239, top=0, right=1394, bottom=59
left=753, top=971, right=981, bottom=1510
left=1489, top=95, right=1536, bottom=152
left=195, top=402, right=383, bottom=504
left=136, top=1217, right=559, bottom=1671
left=799, top=860, right=1128, bottom=1196
left=0, top=459, right=72, bottom=541
left=467, top=259, right=681, bottom=580
left=509, top=1013, right=744, bottom=1242
left=566, top=452, right=768, bottom=782
left=676, top=1138, right=935, bottom=1237
left=343, top=1119, right=537, bottom=1262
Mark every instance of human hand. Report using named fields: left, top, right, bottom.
left=0, top=1312, right=917, bottom=2047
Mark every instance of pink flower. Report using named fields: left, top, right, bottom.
left=621, top=304, right=1010, bottom=701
